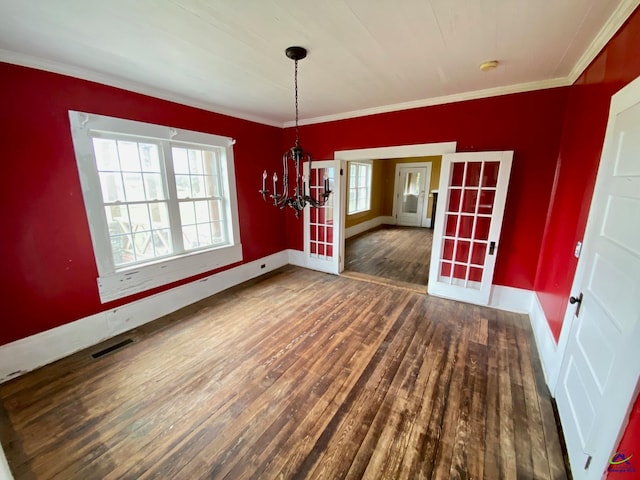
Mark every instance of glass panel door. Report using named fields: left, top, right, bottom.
left=304, top=160, right=341, bottom=274
left=428, top=152, right=513, bottom=305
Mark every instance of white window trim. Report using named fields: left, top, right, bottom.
left=68, top=111, right=242, bottom=303
left=348, top=161, right=372, bottom=215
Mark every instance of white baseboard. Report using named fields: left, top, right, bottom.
left=529, top=293, right=562, bottom=391
left=345, top=216, right=395, bottom=239
left=287, top=248, right=306, bottom=267
left=489, top=285, right=534, bottom=313
left=0, top=251, right=289, bottom=383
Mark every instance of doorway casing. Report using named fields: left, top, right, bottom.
left=334, top=142, right=457, bottom=273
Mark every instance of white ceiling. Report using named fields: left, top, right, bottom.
left=0, top=0, right=637, bottom=127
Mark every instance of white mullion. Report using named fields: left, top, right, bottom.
left=464, top=162, right=485, bottom=288
left=448, top=162, right=466, bottom=285
left=162, top=142, right=185, bottom=254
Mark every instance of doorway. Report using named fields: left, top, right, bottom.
left=336, top=142, right=456, bottom=290
left=393, top=163, right=432, bottom=227
left=343, top=225, right=433, bottom=291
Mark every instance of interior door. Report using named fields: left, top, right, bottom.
left=554, top=75, right=640, bottom=479
left=395, top=166, right=428, bottom=227
left=303, top=160, right=341, bottom=274
left=428, top=151, right=513, bottom=305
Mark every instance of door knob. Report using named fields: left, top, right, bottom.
left=569, top=292, right=583, bottom=316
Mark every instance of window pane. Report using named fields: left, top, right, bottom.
left=205, top=175, right=219, bottom=197
left=93, top=138, right=120, bottom=171
left=105, top=205, right=130, bottom=234
left=197, top=223, right=213, bottom=246
left=133, top=232, right=153, bottom=259
left=209, top=199, right=225, bottom=223
left=118, top=141, right=141, bottom=171
left=173, top=148, right=189, bottom=174
left=175, top=175, right=191, bottom=199
left=153, top=229, right=172, bottom=256
left=123, top=173, right=145, bottom=202
left=179, top=201, right=196, bottom=225
left=182, top=225, right=198, bottom=249
left=194, top=200, right=210, bottom=223
left=191, top=175, right=205, bottom=198
left=99, top=172, right=125, bottom=203
left=111, top=235, right=133, bottom=266
left=129, top=204, right=151, bottom=231
left=139, top=143, right=160, bottom=172
left=143, top=173, right=165, bottom=200
left=211, top=221, right=225, bottom=243
left=149, top=202, right=170, bottom=229
left=188, top=149, right=204, bottom=174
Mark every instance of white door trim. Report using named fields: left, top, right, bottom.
left=335, top=142, right=456, bottom=161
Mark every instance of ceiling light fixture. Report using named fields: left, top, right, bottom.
left=259, top=46, right=331, bottom=218
left=479, top=60, right=499, bottom=72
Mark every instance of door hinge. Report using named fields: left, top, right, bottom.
left=584, top=455, right=592, bottom=470
left=340, top=168, right=344, bottom=176
left=489, top=241, right=496, bottom=255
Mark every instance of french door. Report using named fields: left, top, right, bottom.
left=303, top=160, right=342, bottom=274
left=428, top=151, right=513, bottom=305
left=555, top=75, right=640, bottom=479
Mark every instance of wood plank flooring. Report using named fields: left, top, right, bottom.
left=0, top=266, right=567, bottom=479
left=344, top=226, right=432, bottom=290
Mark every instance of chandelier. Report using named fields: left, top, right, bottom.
left=259, top=46, right=331, bottom=218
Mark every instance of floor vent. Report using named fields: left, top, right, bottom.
left=91, top=338, right=134, bottom=359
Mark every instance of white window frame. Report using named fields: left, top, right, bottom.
left=68, top=111, right=242, bottom=303
left=347, top=161, right=372, bottom=214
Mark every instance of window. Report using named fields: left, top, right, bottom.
left=69, top=111, right=242, bottom=303
left=348, top=162, right=372, bottom=214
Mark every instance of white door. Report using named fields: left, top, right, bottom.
left=428, top=151, right=513, bottom=305
left=554, top=76, right=640, bottom=479
left=303, top=160, right=341, bottom=274
left=394, top=165, right=431, bottom=227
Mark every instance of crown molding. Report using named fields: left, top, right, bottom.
left=0, top=49, right=282, bottom=128
left=1, top=0, right=637, bottom=130
left=567, top=0, right=640, bottom=84
left=288, top=77, right=570, bottom=127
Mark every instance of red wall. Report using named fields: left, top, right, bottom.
left=285, top=89, right=569, bottom=290
left=534, top=7, right=640, bottom=341
left=0, top=62, right=285, bottom=346
left=607, top=393, right=640, bottom=479
left=529, top=8, right=640, bottom=476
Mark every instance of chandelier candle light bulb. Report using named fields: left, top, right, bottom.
left=258, top=46, right=332, bottom=217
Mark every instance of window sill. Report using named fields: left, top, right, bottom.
left=97, top=244, right=242, bottom=303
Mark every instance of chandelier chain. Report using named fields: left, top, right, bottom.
left=294, top=59, right=299, bottom=146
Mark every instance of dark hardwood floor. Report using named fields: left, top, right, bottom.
left=344, top=226, right=432, bottom=291
left=0, top=266, right=567, bottom=479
